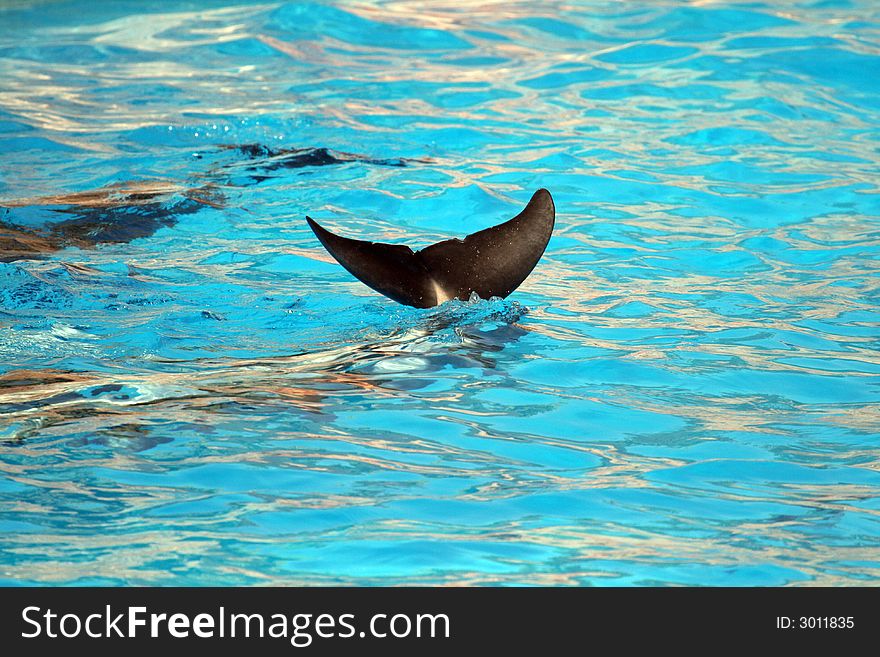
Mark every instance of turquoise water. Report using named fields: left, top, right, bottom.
left=1, top=0, right=879, bottom=586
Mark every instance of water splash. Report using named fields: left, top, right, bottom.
left=0, top=0, right=878, bottom=586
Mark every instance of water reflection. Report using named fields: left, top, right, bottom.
left=0, top=143, right=423, bottom=260
left=0, top=0, right=878, bottom=586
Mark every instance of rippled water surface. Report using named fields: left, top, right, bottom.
left=1, top=0, right=879, bottom=585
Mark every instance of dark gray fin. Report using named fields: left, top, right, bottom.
left=306, top=217, right=437, bottom=307
left=306, top=188, right=555, bottom=308
left=416, top=188, right=555, bottom=302
left=218, top=145, right=415, bottom=185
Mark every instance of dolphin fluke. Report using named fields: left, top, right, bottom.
left=306, top=188, right=555, bottom=308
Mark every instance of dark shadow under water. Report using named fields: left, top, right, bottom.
left=0, top=144, right=424, bottom=262
left=0, top=300, right=531, bottom=450
left=0, top=142, right=531, bottom=453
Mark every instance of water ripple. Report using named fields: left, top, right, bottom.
left=0, top=0, right=879, bottom=585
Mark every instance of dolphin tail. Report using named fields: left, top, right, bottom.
left=306, top=188, right=555, bottom=308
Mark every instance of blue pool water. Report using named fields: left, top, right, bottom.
left=1, top=0, right=879, bottom=586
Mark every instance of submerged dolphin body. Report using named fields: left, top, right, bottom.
left=0, top=145, right=421, bottom=262
left=306, top=188, right=555, bottom=308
